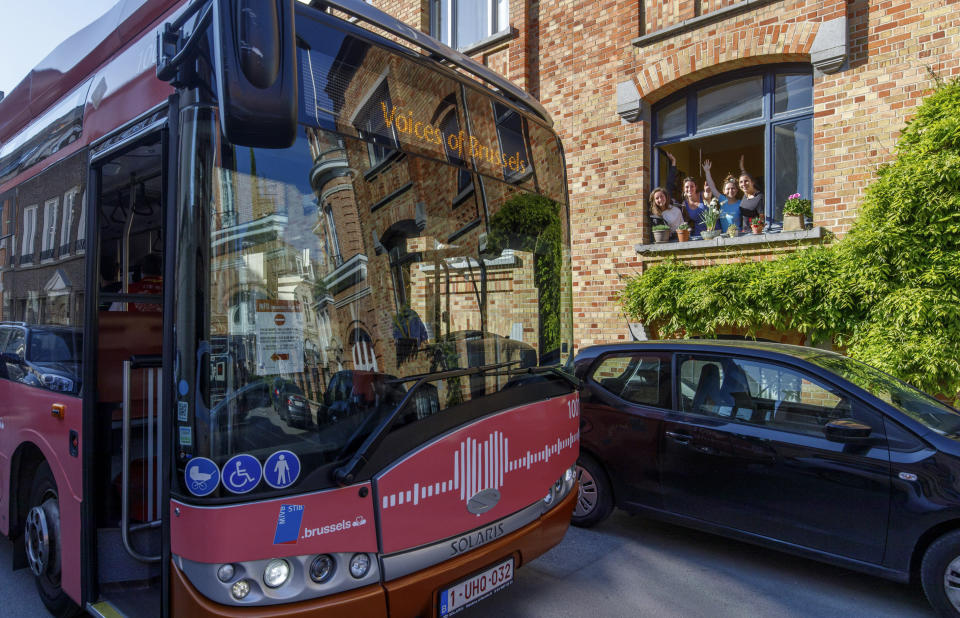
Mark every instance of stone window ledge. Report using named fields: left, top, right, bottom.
left=635, top=226, right=826, bottom=254
left=460, top=28, right=515, bottom=56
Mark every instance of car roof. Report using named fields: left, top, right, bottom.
left=575, top=339, right=840, bottom=365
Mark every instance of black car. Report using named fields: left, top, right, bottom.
left=271, top=378, right=311, bottom=428
left=573, top=340, right=960, bottom=617
left=0, top=322, right=81, bottom=394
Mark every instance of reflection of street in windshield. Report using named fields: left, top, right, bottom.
left=229, top=398, right=373, bottom=460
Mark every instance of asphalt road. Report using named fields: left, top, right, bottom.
left=1, top=508, right=935, bottom=617
left=460, top=509, right=934, bottom=618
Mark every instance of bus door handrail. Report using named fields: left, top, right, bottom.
left=121, top=356, right=163, bottom=564
left=333, top=361, right=519, bottom=486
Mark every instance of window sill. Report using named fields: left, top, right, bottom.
left=631, top=0, right=782, bottom=47
left=635, top=226, right=826, bottom=254
left=459, top=28, right=516, bottom=56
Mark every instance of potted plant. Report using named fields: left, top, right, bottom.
left=676, top=222, right=691, bottom=242
left=749, top=217, right=764, bottom=235
left=700, top=203, right=722, bottom=240
left=726, top=224, right=738, bottom=238
left=782, top=193, right=812, bottom=231
left=652, top=224, right=671, bottom=244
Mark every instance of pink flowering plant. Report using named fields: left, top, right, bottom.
left=783, top=193, right=812, bottom=217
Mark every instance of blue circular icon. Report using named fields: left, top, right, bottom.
left=178, top=380, right=189, bottom=396
left=222, top=454, right=262, bottom=494
left=264, top=450, right=301, bottom=489
left=184, top=457, right=220, bottom=497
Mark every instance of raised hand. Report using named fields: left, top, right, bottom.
left=702, top=159, right=712, bottom=172
left=666, top=151, right=677, bottom=166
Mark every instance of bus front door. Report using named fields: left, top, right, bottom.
left=88, top=131, right=166, bottom=617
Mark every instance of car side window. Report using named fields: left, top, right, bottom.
left=679, top=354, right=879, bottom=439
left=590, top=353, right=671, bottom=409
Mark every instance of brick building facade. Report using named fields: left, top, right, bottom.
left=366, top=0, right=960, bottom=348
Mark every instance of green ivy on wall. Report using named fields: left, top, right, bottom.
left=622, top=76, right=960, bottom=400
left=488, top=192, right=562, bottom=361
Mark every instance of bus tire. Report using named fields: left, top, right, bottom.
left=571, top=454, right=613, bottom=528
left=25, top=461, right=80, bottom=617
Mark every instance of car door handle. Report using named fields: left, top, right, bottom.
left=665, top=431, right=692, bottom=445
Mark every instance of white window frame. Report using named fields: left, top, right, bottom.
left=22, top=205, right=38, bottom=262
left=432, top=0, right=509, bottom=50
left=42, top=197, right=59, bottom=260
left=76, top=189, right=87, bottom=252
left=60, top=187, right=79, bottom=253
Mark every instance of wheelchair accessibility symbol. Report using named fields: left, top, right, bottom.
left=185, top=457, right=220, bottom=497
left=222, top=454, right=262, bottom=494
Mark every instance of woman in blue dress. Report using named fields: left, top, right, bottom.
left=703, top=158, right=742, bottom=232
left=681, top=176, right=708, bottom=236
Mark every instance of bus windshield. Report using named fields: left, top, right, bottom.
left=174, top=11, right=573, bottom=499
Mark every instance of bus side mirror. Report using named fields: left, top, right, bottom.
left=212, top=0, right=298, bottom=148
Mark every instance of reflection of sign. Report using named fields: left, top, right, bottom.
left=185, top=458, right=219, bottom=497
left=380, top=102, right=528, bottom=174
left=255, top=299, right=304, bottom=374
left=265, top=450, right=301, bottom=489
left=222, top=454, right=262, bottom=494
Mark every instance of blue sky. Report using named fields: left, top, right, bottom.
left=0, top=0, right=117, bottom=96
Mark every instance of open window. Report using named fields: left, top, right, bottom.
left=653, top=65, right=813, bottom=228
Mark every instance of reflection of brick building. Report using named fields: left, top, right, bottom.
left=1, top=152, right=87, bottom=325
left=370, top=0, right=960, bottom=347
left=302, top=37, right=550, bottom=383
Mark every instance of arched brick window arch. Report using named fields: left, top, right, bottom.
left=651, top=64, right=813, bottom=227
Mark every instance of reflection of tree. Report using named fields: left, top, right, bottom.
left=487, top=193, right=562, bottom=362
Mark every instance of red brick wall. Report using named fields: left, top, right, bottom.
left=359, top=0, right=960, bottom=349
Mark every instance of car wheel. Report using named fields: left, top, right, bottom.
left=922, top=530, right=960, bottom=617
left=572, top=454, right=613, bottom=528
left=25, top=462, right=80, bottom=617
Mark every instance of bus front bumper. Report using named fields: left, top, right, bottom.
left=170, top=487, right=576, bottom=617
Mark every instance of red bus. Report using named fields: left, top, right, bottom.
left=0, top=0, right=579, bottom=616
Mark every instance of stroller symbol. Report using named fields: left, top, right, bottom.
left=185, top=458, right=220, bottom=496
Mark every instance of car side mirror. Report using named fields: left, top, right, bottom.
left=212, top=0, right=298, bottom=148
left=824, top=418, right=872, bottom=444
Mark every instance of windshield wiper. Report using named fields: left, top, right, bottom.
left=333, top=361, right=520, bottom=486
left=503, top=365, right=582, bottom=389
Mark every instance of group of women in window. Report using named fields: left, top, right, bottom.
left=649, top=151, right=765, bottom=240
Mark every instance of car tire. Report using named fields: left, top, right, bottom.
left=571, top=454, right=613, bottom=528
left=922, top=529, right=960, bottom=617
left=25, top=462, right=80, bottom=617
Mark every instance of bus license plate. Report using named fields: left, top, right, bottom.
left=438, top=557, right=513, bottom=617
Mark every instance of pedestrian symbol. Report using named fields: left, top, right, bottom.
left=222, top=454, right=262, bottom=494
left=264, top=450, right=301, bottom=489
left=185, top=457, right=220, bottom=497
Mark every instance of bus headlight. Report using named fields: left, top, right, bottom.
left=349, top=553, right=371, bottom=578
left=543, top=466, right=578, bottom=511
left=231, top=579, right=251, bottom=600
left=263, top=559, right=290, bottom=588
left=309, top=554, right=335, bottom=583
left=217, top=563, right=235, bottom=582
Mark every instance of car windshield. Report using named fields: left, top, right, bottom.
left=808, top=353, right=960, bottom=437
left=28, top=330, right=81, bottom=363
left=173, top=11, right=573, bottom=499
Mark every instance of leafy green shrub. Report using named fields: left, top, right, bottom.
left=621, top=77, right=960, bottom=399
left=488, top=192, right=563, bottom=360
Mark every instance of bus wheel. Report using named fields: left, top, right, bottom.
left=25, top=462, right=79, bottom=617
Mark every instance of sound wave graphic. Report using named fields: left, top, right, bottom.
left=380, top=430, right=579, bottom=511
